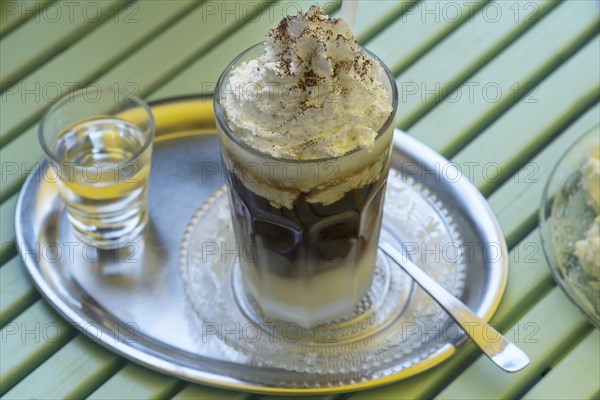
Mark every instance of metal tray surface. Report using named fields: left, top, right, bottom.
left=15, top=95, right=508, bottom=395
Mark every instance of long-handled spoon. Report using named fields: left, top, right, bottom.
left=379, top=241, right=530, bottom=373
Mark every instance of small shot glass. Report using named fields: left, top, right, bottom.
left=39, top=86, right=155, bottom=249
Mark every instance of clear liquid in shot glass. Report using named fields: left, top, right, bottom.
left=51, top=117, right=152, bottom=247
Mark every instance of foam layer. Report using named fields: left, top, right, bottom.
left=221, top=6, right=392, bottom=160
left=220, top=123, right=393, bottom=208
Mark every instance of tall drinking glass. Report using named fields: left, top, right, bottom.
left=215, top=44, right=398, bottom=327
left=39, top=87, right=155, bottom=249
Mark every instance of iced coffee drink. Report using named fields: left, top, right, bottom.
left=214, top=6, right=398, bottom=327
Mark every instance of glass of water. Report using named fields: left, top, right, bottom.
left=39, top=86, right=155, bottom=249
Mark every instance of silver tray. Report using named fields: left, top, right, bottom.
left=16, top=95, right=508, bottom=395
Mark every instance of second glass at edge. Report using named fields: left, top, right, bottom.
left=215, top=43, right=398, bottom=328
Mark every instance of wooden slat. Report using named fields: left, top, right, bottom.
left=150, top=0, right=426, bottom=100
left=261, top=395, right=338, bottom=400
left=148, top=13, right=276, bottom=100
left=0, top=256, right=37, bottom=327
left=352, top=0, right=419, bottom=44
left=366, top=0, right=488, bottom=76
left=487, top=228, right=553, bottom=326
left=0, top=301, right=73, bottom=395
left=91, top=0, right=272, bottom=99
left=453, top=36, right=600, bottom=196
left=2, top=335, right=123, bottom=399
left=0, top=0, right=198, bottom=147
left=410, top=0, right=600, bottom=157
left=0, top=192, right=18, bottom=263
left=482, top=104, right=598, bottom=323
left=0, top=0, right=55, bottom=37
left=158, top=0, right=449, bottom=97
left=0, top=0, right=126, bottom=86
left=522, top=330, right=600, bottom=400
left=171, top=385, right=251, bottom=400
left=85, top=364, right=181, bottom=400
left=394, top=0, right=559, bottom=129
left=489, top=104, right=600, bottom=248
left=435, top=288, right=591, bottom=399
left=154, top=0, right=438, bottom=101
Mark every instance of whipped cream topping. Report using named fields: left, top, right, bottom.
left=221, top=6, right=393, bottom=160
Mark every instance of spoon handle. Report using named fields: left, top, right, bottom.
left=379, top=241, right=530, bottom=373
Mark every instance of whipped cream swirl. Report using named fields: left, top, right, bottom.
left=221, top=6, right=393, bottom=160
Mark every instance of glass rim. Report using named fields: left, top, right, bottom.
left=213, top=42, right=399, bottom=164
left=39, top=86, right=156, bottom=167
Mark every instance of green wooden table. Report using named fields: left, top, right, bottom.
left=1, top=0, right=599, bottom=398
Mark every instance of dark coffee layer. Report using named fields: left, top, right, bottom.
left=226, top=168, right=387, bottom=278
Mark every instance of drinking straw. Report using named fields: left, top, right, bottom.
left=340, top=0, right=358, bottom=31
